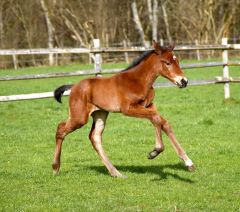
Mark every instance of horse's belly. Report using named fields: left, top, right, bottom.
left=91, top=90, right=121, bottom=112
left=95, top=98, right=121, bottom=113
left=89, top=77, right=121, bottom=112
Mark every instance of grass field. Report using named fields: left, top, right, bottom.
left=0, top=62, right=240, bottom=211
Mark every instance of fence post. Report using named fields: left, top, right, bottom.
left=195, top=39, right=201, bottom=61
left=93, top=39, right=102, bottom=76
left=222, top=37, right=230, bottom=99
left=160, top=38, right=164, bottom=46
left=12, top=54, right=18, bottom=70
left=55, top=53, right=58, bottom=66
left=123, top=40, right=129, bottom=64
left=49, top=52, right=54, bottom=66
left=88, top=44, right=92, bottom=64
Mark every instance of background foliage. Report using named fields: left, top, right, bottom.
left=0, top=0, right=240, bottom=49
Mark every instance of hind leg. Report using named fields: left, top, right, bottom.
left=89, top=111, right=124, bottom=178
left=52, top=99, right=90, bottom=175
left=52, top=119, right=85, bottom=175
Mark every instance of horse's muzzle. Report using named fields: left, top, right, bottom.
left=173, top=76, right=188, bottom=88
left=179, top=78, right=188, bottom=88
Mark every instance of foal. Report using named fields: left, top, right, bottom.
left=52, top=41, right=195, bottom=177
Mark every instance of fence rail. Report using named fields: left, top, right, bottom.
left=0, top=44, right=240, bottom=56
left=1, top=78, right=239, bottom=102
left=1, top=61, right=240, bottom=82
left=0, top=38, right=239, bottom=101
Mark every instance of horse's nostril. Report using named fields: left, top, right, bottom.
left=181, top=79, right=188, bottom=87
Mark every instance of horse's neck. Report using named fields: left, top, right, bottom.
left=132, top=54, right=159, bottom=88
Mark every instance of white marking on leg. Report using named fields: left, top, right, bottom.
left=185, top=159, right=193, bottom=167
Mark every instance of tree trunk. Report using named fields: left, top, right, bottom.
left=40, top=0, right=54, bottom=66
left=12, top=4, right=36, bottom=66
left=161, top=1, right=172, bottom=43
left=131, top=0, right=147, bottom=47
left=152, top=0, right=158, bottom=41
left=147, top=0, right=158, bottom=41
left=0, top=2, right=3, bottom=47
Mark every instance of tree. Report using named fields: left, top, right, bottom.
left=40, top=0, right=54, bottom=65
left=131, top=0, right=147, bottom=47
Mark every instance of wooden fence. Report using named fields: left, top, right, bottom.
left=0, top=38, right=240, bottom=102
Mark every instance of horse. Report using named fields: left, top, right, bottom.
left=52, top=40, right=195, bottom=178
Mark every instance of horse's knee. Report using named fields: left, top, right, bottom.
left=56, top=122, right=67, bottom=140
left=151, top=114, right=162, bottom=126
left=67, top=117, right=88, bottom=131
left=162, top=120, right=173, bottom=134
left=56, top=118, right=87, bottom=140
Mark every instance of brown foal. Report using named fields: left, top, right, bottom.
left=52, top=41, right=195, bottom=177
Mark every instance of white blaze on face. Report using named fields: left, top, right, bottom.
left=171, top=55, right=187, bottom=86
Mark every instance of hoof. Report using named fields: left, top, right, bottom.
left=116, top=174, right=128, bottom=179
left=53, top=170, right=60, bottom=176
left=110, top=172, right=127, bottom=179
left=187, top=165, right=195, bottom=172
left=148, top=149, right=162, bottom=159
left=52, top=163, right=60, bottom=176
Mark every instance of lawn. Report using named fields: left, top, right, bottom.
left=0, top=62, right=240, bottom=211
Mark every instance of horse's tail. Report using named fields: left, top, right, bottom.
left=54, top=84, right=73, bottom=103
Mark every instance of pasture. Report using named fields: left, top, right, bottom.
left=0, top=63, right=240, bottom=211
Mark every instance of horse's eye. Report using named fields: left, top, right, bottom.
left=165, top=61, right=171, bottom=66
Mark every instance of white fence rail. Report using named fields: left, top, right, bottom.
left=1, top=62, right=240, bottom=82
left=0, top=44, right=240, bottom=56
left=1, top=79, right=239, bottom=102
left=0, top=38, right=239, bottom=102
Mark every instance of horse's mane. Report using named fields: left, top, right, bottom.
left=122, top=45, right=174, bottom=72
left=123, top=50, right=155, bottom=71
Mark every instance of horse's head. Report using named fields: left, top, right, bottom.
left=152, top=40, right=188, bottom=88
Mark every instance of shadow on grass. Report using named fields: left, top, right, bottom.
left=88, top=163, right=195, bottom=183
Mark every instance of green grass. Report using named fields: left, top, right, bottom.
left=0, top=63, right=240, bottom=211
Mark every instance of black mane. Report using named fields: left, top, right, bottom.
left=123, top=50, right=154, bottom=71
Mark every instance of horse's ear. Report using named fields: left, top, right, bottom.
left=152, top=40, right=162, bottom=54
left=168, top=44, right=175, bottom=51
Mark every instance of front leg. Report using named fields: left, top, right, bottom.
left=121, top=103, right=165, bottom=160
left=160, top=116, right=195, bottom=171
left=146, top=104, right=165, bottom=160
left=121, top=103, right=195, bottom=171
left=140, top=87, right=155, bottom=108
left=140, top=88, right=164, bottom=159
